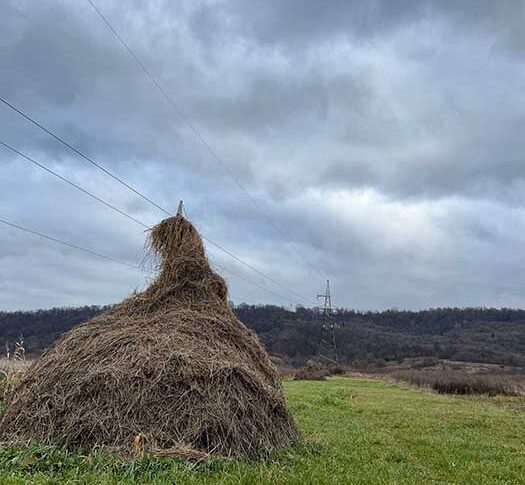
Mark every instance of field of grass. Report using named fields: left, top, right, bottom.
left=0, top=377, right=523, bottom=484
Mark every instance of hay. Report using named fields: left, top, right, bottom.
left=294, top=360, right=330, bottom=381
left=0, top=215, right=299, bottom=459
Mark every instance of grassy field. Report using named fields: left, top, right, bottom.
left=0, top=377, right=523, bottom=484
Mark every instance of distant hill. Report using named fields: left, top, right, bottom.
left=1, top=305, right=524, bottom=367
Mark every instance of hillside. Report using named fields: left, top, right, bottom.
left=1, top=305, right=525, bottom=367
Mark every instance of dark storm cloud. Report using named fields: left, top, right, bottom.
left=206, top=0, right=525, bottom=51
left=2, top=0, right=525, bottom=310
left=181, top=0, right=525, bottom=204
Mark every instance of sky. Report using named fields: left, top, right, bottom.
left=1, top=0, right=525, bottom=311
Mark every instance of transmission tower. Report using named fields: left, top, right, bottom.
left=316, top=279, right=338, bottom=364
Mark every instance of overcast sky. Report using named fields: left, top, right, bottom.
left=2, top=0, right=525, bottom=311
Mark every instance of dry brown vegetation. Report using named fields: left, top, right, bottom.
left=391, top=369, right=525, bottom=396
left=0, top=340, right=30, bottom=399
left=294, top=360, right=331, bottom=381
left=0, top=215, right=299, bottom=459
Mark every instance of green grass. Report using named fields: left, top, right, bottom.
left=0, top=377, right=524, bottom=484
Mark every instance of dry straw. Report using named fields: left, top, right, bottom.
left=294, top=360, right=330, bottom=381
left=0, top=215, right=299, bottom=459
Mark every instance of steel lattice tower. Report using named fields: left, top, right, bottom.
left=316, top=279, right=338, bottom=364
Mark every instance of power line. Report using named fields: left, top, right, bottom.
left=0, top=216, right=293, bottom=302
left=0, top=143, right=306, bottom=303
left=0, top=97, right=313, bottom=304
left=0, top=96, right=171, bottom=217
left=0, top=216, right=294, bottom=305
left=203, top=236, right=316, bottom=305
left=0, top=140, right=312, bottom=301
left=211, top=261, right=291, bottom=303
left=0, top=140, right=150, bottom=229
left=85, top=0, right=325, bottom=279
left=0, top=218, right=144, bottom=271
left=178, top=202, right=310, bottom=304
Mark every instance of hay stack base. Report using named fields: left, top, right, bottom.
left=0, top=216, right=299, bottom=459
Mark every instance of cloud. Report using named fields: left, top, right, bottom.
left=1, top=0, right=525, bottom=310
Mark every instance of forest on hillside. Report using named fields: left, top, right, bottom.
left=1, top=305, right=524, bottom=367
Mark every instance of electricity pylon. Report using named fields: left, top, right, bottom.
left=316, top=279, right=338, bottom=364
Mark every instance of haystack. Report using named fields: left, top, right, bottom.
left=0, top=215, right=299, bottom=459
left=294, top=360, right=330, bottom=381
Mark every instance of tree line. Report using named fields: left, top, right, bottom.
left=1, top=304, right=524, bottom=366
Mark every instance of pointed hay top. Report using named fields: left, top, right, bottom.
left=145, top=215, right=227, bottom=306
